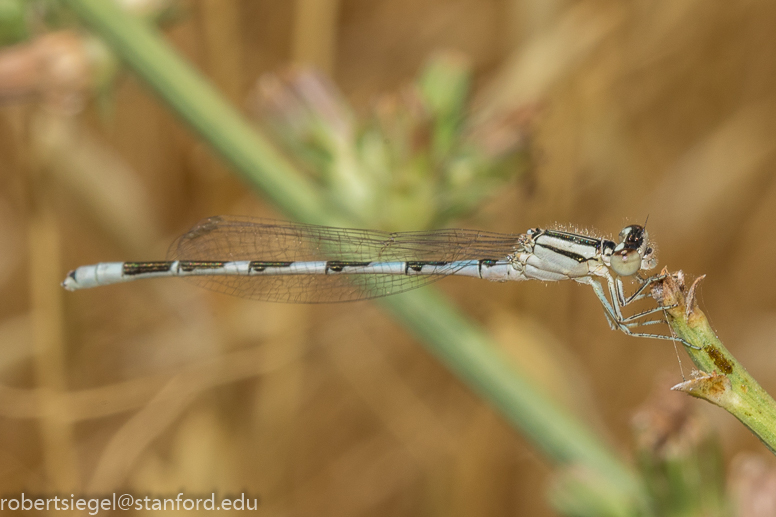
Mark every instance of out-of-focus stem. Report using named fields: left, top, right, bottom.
left=61, top=0, right=339, bottom=225
left=28, top=171, right=80, bottom=491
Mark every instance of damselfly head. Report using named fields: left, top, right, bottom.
left=610, top=224, right=655, bottom=276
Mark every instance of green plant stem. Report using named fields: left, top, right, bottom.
left=67, top=0, right=337, bottom=225
left=61, top=0, right=647, bottom=507
left=656, top=272, right=776, bottom=455
left=385, top=289, right=640, bottom=493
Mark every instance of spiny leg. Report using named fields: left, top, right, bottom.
left=616, top=274, right=666, bottom=307
left=587, top=276, right=663, bottom=328
left=584, top=277, right=621, bottom=330
left=618, top=328, right=699, bottom=349
left=609, top=275, right=679, bottom=324
left=623, top=319, right=666, bottom=328
left=606, top=275, right=625, bottom=320
left=605, top=275, right=669, bottom=324
left=605, top=276, right=699, bottom=348
left=620, top=303, right=678, bottom=323
left=587, top=278, right=700, bottom=350
left=612, top=276, right=684, bottom=332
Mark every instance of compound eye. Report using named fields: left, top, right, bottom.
left=610, top=247, right=641, bottom=276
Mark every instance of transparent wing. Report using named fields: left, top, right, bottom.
left=167, top=216, right=520, bottom=303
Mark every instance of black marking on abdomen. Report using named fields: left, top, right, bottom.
left=124, top=262, right=173, bottom=275
left=179, top=261, right=227, bottom=272
left=478, top=258, right=498, bottom=277
left=405, top=261, right=449, bottom=274
left=326, top=261, right=372, bottom=273
left=249, top=261, right=293, bottom=272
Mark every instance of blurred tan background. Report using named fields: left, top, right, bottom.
left=2, top=0, right=776, bottom=515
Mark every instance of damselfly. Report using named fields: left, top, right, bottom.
left=62, top=216, right=692, bottom=347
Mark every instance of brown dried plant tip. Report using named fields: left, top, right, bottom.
left=671, top=371, right=733, bottom=407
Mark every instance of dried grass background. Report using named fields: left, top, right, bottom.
left=2, top=0, right=776, bottom=515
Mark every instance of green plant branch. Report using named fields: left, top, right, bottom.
left=65, top=1, right=338, bottom=226
left=654, top=270, right=776, bottom=455
left=60, top=0, right=647, bottom=510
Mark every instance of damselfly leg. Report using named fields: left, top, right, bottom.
left=584, top=273, right=698, bottom=349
